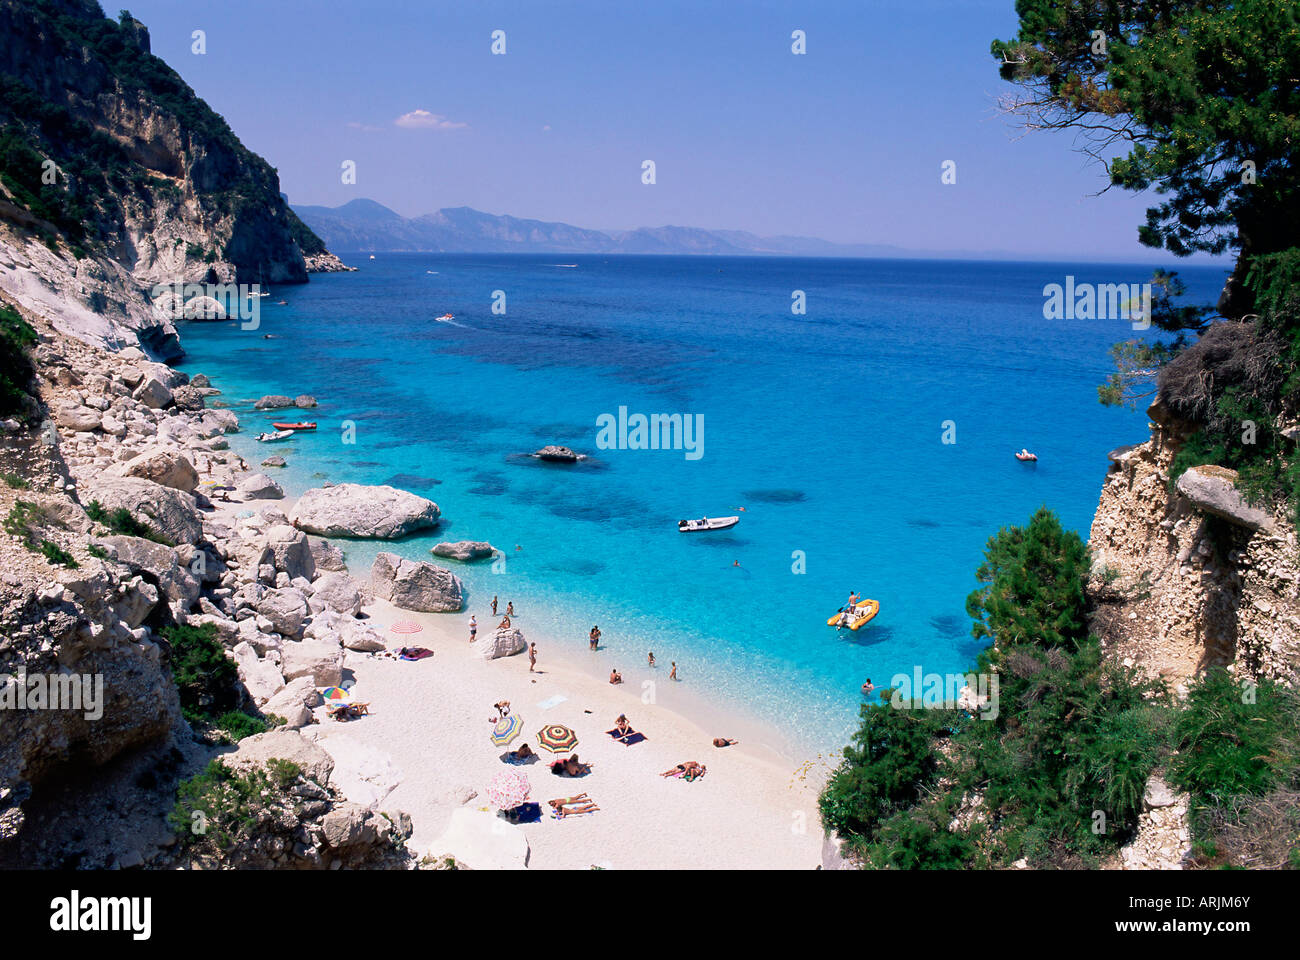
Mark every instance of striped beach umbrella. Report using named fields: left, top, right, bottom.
left=485, top=769, right=531, bottom=810
left=536, top=724, right=579, bottom=754
left=390, top=621, right=423, bottom=635
left=490, top=713, right=524, bottom=747
left=320, top=686, right=351, bottom=701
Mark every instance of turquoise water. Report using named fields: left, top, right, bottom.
left=176, top=254, right=1228, bottom=755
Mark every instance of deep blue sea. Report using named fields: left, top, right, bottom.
left=175, top=254, right=1229, bottom=757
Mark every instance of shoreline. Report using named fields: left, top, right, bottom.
left=164, top=381, right=828, bottom=868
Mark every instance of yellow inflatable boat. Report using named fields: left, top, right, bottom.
left=827, top=599, right=879, bottom=630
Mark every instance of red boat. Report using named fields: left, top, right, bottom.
left=272, top=422, right=316, bottom=431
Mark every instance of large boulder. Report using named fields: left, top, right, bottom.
left=239, top=473, right=285, bottom=500
left=116, top=447, right=200, bottom=493
left=132, top=376, right=173, bottom=409
left=232, top=641, right=286, bottom=705
left=261, top=525, right=315, bottom=582
left=310, top=572, right=364, bottom=617
left=261, top=677, right=321, bottom=728
left=254, top=395, right=295, bottom=410
left=83, top=478, right=203, bottom=545
left=1175, top=465, right=1277, bottom=534
left=54, top=403, right=103, bottom=432
left=93, top=535, right=200, bottom=607
left=290, top=484, right=440, bottom=539
left=170, top=385, right=206, bottom=412
left=371, top=553, right=463, bottom=612
left=280, top=638, right=343, bottom=687
left=308, top=537, right=347, bottom=573
left=473, top=628, right=527, bottom=660
left=228, top=729, right=334, bottom=785
left=431, top=540, right=496, bottom=562
left=256, top=588, right=310, bottom=639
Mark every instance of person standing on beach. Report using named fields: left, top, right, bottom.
left=647, top=651, right=656, bottom=668
left=492, top=596, right=498, bottom=616
left=469, top=615, right=477, bottom=642
left=670, top=661, right=678, bottom=681
left=529, top=642, right=537, bottom=672
left=506, top=601, right=515, bottom=618
left=589, top=626, right=601, bottom=651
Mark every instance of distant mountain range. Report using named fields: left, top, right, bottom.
left=291, top=199, right=923, bottom=258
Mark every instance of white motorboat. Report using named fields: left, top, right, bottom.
left=677, top=516, right=739, bottom=532
left=256, top=429, right=294, bottom=442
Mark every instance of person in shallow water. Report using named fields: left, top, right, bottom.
left=647, top=651, right=656, bottom=668
left=589, top=626, right=601, bottom=651
left=861, top=678, right=874, bottom=697
left=506, top=601, right=515, bottom=617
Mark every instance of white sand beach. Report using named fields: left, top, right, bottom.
left=304, top=595, right=825, bottom=870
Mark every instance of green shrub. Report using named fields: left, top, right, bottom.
left=1, top=470, right=29, bottom=489
left=966, top=506, right=1091, bottom=651
left=85, top=499, right=172, bottom=545
left=39, top=539, right=77, bottom=568
left=162, top=623, right=238, bottom=723
left=212, top=710, right=268, bottom=743
left=0, top=305, right=37, bottom=420
left=87, top=543, right=108, bottom=559
left=1169, top=668, right=1300, bottom=804
left=168, top=758, right=303, bottom=853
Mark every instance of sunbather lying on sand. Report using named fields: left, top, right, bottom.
left=548, top=794, right=600, bottom=818
left=661, top=761, right=706, bottom=780
left=550, top=754, right=591, bottom=777
left=712, top=738, right=738, bottom=748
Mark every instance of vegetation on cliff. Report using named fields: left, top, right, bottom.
left=822, top=509, right=1299, bottom=868
left=0, top=0, right=328, bottom=271
left=994, top=0, right=1300, bottom=526
left=0, top=303, right=37, bottom=419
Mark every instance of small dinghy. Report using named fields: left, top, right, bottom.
left=435, top=313, right=455, bottom=322
left=1015, top=448, right=1038, bottom=462
left=272, top=422, right=316, bottom=431
left=256, top=429, right=294, bottom=442
left=678, top=516, right=739, bottom=532
left=827, top=599, right=880, bottom=631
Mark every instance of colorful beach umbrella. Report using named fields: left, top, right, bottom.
left=536, top=724, right=579, bottom=754
left=320, top=686, right=351, bottom=701
left=491, top=713, right=524, bottom=747
left=485, top=769, right=531, bottom=810
left=390, top=621, right=423, bottom=635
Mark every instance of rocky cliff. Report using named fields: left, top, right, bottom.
left=0, top=0, right=341, bottom=360
left=1087, top=400, right=1300, bottom=691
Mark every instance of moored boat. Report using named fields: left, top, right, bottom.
left=272, top=422, right=316, bottom=430
left=678, top=516, right=739, bottom=532
left=256, top=429, right=294, bottom=442
left=827, top=599, right=880, bottom=630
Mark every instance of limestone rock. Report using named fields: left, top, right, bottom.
left=116, top=447, right=199, bottom=493
left=473, top=627, right=526, bottom=660
left=280, top=637, right=343, bottom=687
left=1176, top=465, right=1276, bottom=533
left=431, top=540, right=496, bottom=562
left=370, top=552, right=463, bottom=612
left=239, top=473, right=285, bottom=500
left=290, top=484, right=440, bottom=539
left=83, top=478, right=203, bottom=545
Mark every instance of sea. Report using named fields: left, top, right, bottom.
left=174, top=254, right=1229, bottom=759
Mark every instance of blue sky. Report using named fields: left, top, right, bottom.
left=121, top=0, right=1222, bottom=260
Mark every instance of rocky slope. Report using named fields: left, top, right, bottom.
left=0, top=0, right=346, bottom=359
left=1087, top=399, right=1300, bottom=691
left=0, top=302, right=413, bottom=868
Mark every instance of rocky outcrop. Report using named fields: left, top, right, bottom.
left=114, top=447, right=200, bottom=493
left=304, top=252, right=357, bottom=273
left=431, top=540, right=496, bottom=562
left=370, top=552, right=464, bottom=612
left=83, top=476, right=204, bottom=545
left=1087, top=400, right=1300, bottom=687
left=238, top=473, right=284, bottom=500
left=0, top=0, right=348, bottom=360
left=291, top=484, right=440, bottom=539
left=534, top=444, right=583, bottom=462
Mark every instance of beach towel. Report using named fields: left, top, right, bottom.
left=398, top=647, right=434, bottom=661
left=606, top=729, right=647, bottom=746
left=537, top=694, right=567, bottom=710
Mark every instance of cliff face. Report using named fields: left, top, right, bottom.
left=1087, top=402, right=1300, bottom=690
left=0, top=0, right=333, bottom=360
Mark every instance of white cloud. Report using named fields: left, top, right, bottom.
left=395, top=109, right=468, bottom=130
